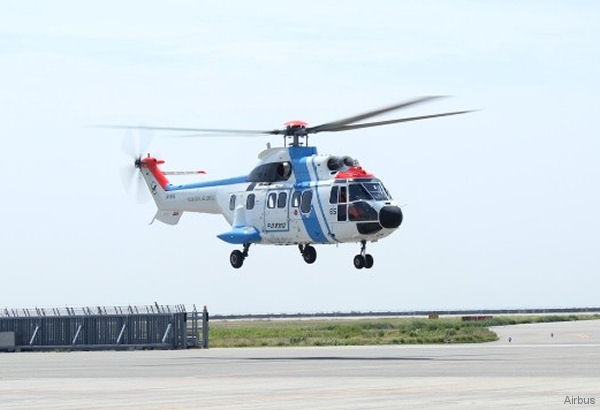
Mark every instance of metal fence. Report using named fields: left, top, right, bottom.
left=0, top=304, right=209, bottom=352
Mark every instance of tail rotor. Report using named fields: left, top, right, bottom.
left=119, top=130, right=153, bottom=204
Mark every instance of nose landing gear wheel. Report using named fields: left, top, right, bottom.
left=230, top=243, right=251, bottom=269
left=353, top=254, right=365, bottom=269
left=364, top=254, right=374, bottom=269
left=354, top=240, right=374, bottom=269
left=299, top=244, right=317, bottom=264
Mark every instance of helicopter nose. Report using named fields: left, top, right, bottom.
left=379, top=206, right=403, bottom=229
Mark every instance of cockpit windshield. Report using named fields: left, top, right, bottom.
left=362, top=182, right=389, bottom=201
left=348, top=182, right=390, bottom=201
left=349, top=183, right=372, bottom=201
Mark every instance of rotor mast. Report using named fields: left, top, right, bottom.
left=283, top=120, right=309, bottom=147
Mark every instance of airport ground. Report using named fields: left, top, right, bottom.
left=0, top=320, right=599, bottom=409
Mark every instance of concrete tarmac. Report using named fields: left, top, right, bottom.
left=1, top=320, right=599, bottom=409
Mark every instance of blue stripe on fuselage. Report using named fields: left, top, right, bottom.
left=289, top=147, right=329, bottom=244
left=165, top=175, right=248, bottom=191
left=289, top=146, right=315, bottom=183
left=310, top=156, right=338, bottom=243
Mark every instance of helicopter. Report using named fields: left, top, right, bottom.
left=106, top=96, right=472, bottom=269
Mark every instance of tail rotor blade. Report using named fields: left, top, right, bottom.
left=135, top=171, right=151, bottom=204
left=137, top=129, right=154, bottom=158
left=118, top=128, right=153, bottom=205
left=119, top=164, right=136, bottom=192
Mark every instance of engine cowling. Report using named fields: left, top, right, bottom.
left=326, top=155, right=358, bottom=171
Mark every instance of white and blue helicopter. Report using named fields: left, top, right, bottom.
left=109, top=96, right=471, bottom=269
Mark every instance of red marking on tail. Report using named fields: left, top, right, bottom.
left=141, top=156, right=170, bottom=189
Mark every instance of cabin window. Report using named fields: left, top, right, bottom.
left=277, top=192, right=287, bottom=208
left=229, top=195, right=236, bottom=210
left=339, top=186, right=347, bottom=203
left=300, top=190, right=312, bottom=213
left=291, top=191, right=301, bottom=208
left=246, top=193, right=255, bottom=210
left=349, top=183, right=372, bottom=201
left=267, top=192, right=277, bottom=209
left=329, top=186, right=338, bottom=204
left=348, top=201, right=378, bottom=221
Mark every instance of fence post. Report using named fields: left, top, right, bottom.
left=202, top=306, right=209, bottom=349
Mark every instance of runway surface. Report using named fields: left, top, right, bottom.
left=1, top=320, right=599, bottom=409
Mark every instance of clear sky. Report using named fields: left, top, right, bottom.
left=1, top=1, right=599, bottom=314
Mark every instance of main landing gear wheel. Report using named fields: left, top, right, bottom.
left=299, top=244, right=317, bottom=264
left=353, top=254, right=365, bottom=269
left=354, top=240, right=374, bottom=270
left=230, top=243, right=251, bottom=269
left=230, top=250, right=244, bottom=269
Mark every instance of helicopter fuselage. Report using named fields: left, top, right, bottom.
left=140, top=145, right=403, bottom=247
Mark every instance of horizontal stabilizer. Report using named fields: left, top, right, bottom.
left=163, top=170, right=206, bottom=175
left=151, top=210, right=183, bottom=225
left=217, top=226, right=261, bottom=244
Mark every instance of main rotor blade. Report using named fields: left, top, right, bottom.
left=95, top=125, right=283, bottom=135
left=320, top=110, right=475, bottom=133
left=306, top=96, right=445, bottom=134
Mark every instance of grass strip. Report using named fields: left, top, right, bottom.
left=209, top=314, right=600, bottom=347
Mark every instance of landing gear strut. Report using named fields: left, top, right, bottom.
left=230, top=243, right=251, bottom=269
left=299, top=244, right=317, bottom=264
left=353, top=240, right=374, bottom=269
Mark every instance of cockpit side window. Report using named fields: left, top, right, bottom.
left=337, top=204, right=347, bottom=221
left=348, top=201, right=378, bottom=221
left=229, top=195, right=236, bottom=210
left=339, top=186, right=347, bottom=203
left=349, top=183, right=372, bottom=201
left=329, top=186, right=338, bottom=204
